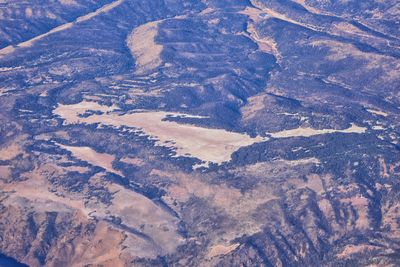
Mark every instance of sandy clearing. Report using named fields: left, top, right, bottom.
left=84, top=111, right=265, bottom=164
left=208, top=243, right=240, bottom=258
left=278, top=157, right=320, bottom=166
left=25, top=7, right=33, bottom=18
left=267, top=123, right=366, bottom=138
left=127, top=20, right=163, bottom=75
left=55, top=100, right=118, bottom=125
left=57, top=143, right=123, bottom=176
left=0, top=45, right=15, bottom=56
left=367, top=108, right=388, bottom=117
left=372, top=125, right=385, bottom=130
left=379, top=157, right=390, bottom=178
left=54, top=101, right=267, bottom=165
left=0, top=66, right=22, bottom=72
left=59, top=0, right=78, bottom=5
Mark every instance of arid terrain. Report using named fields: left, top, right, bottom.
left=0, top=0, right=400, bottom=266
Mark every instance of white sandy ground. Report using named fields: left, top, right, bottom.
left=127, top=20, right=163, bottom=75
left=0, top=0, right=125, bottom=57
left=366, top=108, right=388, bottom=117
left=207, top=243, right=240, bottom=258
left=57, top=143, right=123, bottom=176
left=54, top=101, right=370, bottom=165
left=53, top=101, right=267, bottom=165
left=126, top=14, right=186, bottom=74
left=267, top=123, right=366, bottom=138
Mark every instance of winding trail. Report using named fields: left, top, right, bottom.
left=0, top=0, right=125, bottom=57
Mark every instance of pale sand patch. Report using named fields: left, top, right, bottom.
left=34, top=130, right=70, bottom=141
left=199, top=7, right=215, bottom=15
left=59, top=0, right=78, bottom=5
left=54, top=101, right=266, bottom=165
left=46, top=11, right=57, bottom=19
left=0, top=66, right=22, bottom=72
left=372, top=125, right=385, bottom=130
left=25, top=8, right=33, bottom=18
left=267, top=123, right=366, bottom=138
left=55, top=100, right=118, bottom=125
left=0, top=45, right=15, bottom=56
left=279, top=157, right=321, bottom=166
left=57, top=143, right=122, bottom=176
left=127, top=20, right=163, bottom=75
left=379, top=157, right=389, bottom=178
left=367, top=108, right=388, bottom=117
left=208, top=243, right=240, bottom=258
left=192, top=161, right=210, bottom=170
